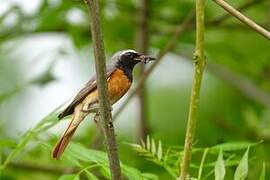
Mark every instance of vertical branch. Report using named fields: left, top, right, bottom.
left=136, top=0, right=150, bottom=140
left=86, top=0, right=121, bottom=179
left=179, top=0, right=206, bottom=179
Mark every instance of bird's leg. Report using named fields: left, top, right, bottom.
left=93, top=112, right=100, bottom=124
left=83, top=100, right=99, bottom=112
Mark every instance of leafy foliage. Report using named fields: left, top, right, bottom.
left=259, top=162, right=266, bottom=180
left=43, top=142, right=158, bottom=180
left=1, top=105, right=62, bottom=169
left=234, top=148, right=249, bottom=180
left=131, top=136, right=264, bottom=179
left=214, top=149, right=225, bottom=180
left=129, top=136, right=179, bottom=178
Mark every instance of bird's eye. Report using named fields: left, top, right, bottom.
left=126, top=52, right=133, bottom=58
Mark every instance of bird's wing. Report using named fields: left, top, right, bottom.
left=58, top=66, right=116, bottom=119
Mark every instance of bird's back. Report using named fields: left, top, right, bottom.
left=58, top=66, right=116, bottom=119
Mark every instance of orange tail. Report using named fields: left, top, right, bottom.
left=52, top=117, right=79, bottom=159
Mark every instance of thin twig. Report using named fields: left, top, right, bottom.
left=151, top=0, right=265, bottom=35
left=178, top=51, right=270, bottom=110
left=113, top=10, right=195, bottom=120
left=207, top=63, right=270, bottom=108
left=213, top=0, right=270, bottom=40
left=136, top=0, right=150, bottom=140
left=179, top=0, right=206, bottom=179
left=208, top=0, right=264, bottom=25
left=86, top=0, right=121, bottom=179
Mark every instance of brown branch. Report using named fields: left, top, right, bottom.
left=213, top=0, right=270, bottom=40
left=208, top=0, right=264, bottom=25
left=86, top=0, right=121, bottom=179
left=135, top=0, right=150, bottom=140
left=113, top=10, right=195, bottom=120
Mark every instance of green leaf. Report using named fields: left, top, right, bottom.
left=1, top=105, right=62, bottom=169
left=259, top=162, right=265, bottom=180
left=122, top=165, right=158, bottom=180
left=66, top=143, right=108, bottom=165
left=97, top=162, right=110, bottom=179
left=215, top=149, right=225, bottom=180
left=85, top=171, right=99, bottom=180
left=209, top=141, right=261, bottom=154
left=63, top=152, right=82, bottom=168
left=234, top=148, right=249, bottom=180
left=64, top=143, right=155, bottom=179
left=146, top=136, right=150, bottom=151
left=0, top=139, right=17, bottom=148
left=157, top=140, right=162, bottom=161
left=58, top=174, right=79, bottom=180
left=129, top=143, right=143, bottom=150
left=141, top=173, right=159, bottom=180
left=151, top=138, right=156, bottom=155
left=141, top=139, right=146, bottom=148
left=198, top=148, right=208, bottom=180
left=122, top=165, right=142, bottom=179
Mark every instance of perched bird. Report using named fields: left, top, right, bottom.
left=52, top=49, right=155, bottom=159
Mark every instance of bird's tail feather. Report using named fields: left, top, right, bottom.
left=52, top=116, right=80, bottom=159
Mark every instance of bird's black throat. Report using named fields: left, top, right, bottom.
left=115, top=60, right=139, bottom=82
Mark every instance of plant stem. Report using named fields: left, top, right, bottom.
left=136, top=0, right=150, bottom=140
left=213, top=0, right=270, bottom=40
left=179, top=0, right=206, bottom=179
left=86, top=0, right=121, bottom=179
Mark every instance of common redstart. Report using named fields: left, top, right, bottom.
left=52, top=49, right=155, bottom=159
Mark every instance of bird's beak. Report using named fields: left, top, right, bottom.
left=135, top=54, right=156, bottom=64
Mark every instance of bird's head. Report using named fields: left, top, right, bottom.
left=113, top=49, right=155, bottom=70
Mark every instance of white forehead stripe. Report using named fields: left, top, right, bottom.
left=119, top=49, right=137, bottom=56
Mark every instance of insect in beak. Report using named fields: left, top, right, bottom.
left=135, top=54, right=156, bottom=64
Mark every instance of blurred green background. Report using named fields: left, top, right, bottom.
left=0, top=0, right=270, bottom=179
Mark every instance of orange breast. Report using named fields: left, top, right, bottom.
left=107, top=69, right=132, bottom=104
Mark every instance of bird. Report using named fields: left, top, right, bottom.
left=52, top=49, right=155, bottom=159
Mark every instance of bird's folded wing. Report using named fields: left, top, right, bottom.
left=58, top=65, right=116, bottom=119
